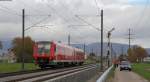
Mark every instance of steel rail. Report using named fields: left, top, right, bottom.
left=0, top=64, right=96, bottom=82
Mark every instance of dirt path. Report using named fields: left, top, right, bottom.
left=114, top=68, right=149, bottom=82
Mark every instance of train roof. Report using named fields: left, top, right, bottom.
left=35, top=41, right=84, bottom=52
left=36, top=41, right=51, bottom=44
left=53, top=41, right=84, bottom=52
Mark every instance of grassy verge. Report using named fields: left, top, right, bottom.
left=132, top=63, right=150, bottom=81
left=0, top=63, right=38, bottom=73
left=106, top=66, right=115, bottom=82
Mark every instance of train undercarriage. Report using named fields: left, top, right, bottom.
left=37, top=58, right=84, bottom=69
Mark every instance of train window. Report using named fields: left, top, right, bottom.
left=55, top=45, right=59, bottom=54
left=38, top=43, right=50, bottom=55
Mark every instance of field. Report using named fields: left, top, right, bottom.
left=132, top=63, right=150, bottom=81
left=0, top=59, right=97, bottom=73
left=0, top=63, right=38, bottom=73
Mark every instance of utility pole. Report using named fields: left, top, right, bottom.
left=68, top=34, right=70, bottom=46
left=107, top=28, right=115, bottom=67
left=121, top=46, right=124, bottom=55
left=111, top=43, right=113, bottom=60
left=128, top=28, right=131, bottom=49
left=107, top=32, right=111, bottom=67
left=92, top=48, right=94, bottom=54
left=22, top=9, right=25, bottom=70
left=111, top=44, right=116, bottom=60
left=126, top=28, right=134, bottom=56
left=83, top=43, right=86, bottom=54
left=100, top=9, right=103, bottom=71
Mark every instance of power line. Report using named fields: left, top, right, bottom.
left=133, top=0, right=149, bottom=28
left=95, top=0, right=116, bottom=32
left=25, top=15, right=51, bottom=31
left=94, top=0, right=101, bottom=15
left=0, top=5, right=20, bottom=16
left=58, top=1, right=80, bottom=23
left=26, top=14, right=51, bottom=16
left=59, top=1, right=99, bottom=25
left=0, top=1, right=51, bottom=17
left=46, top=3, right=70, bottom=23
left=18, top=0, right=51, bottom=17
left=75, top=15, right=100, bottom=31
left=20, top=2, right=51, bottom=17
left=25, top=25, right=53, bottom=31
left=0, top=7, right=20, bottom=16
left=18, top=0, right=42, bottom=14
left=0, top=5, right=51, bottom=17
left=75, top=15, right=110, bottom=31
left=126, top=28, right=135, bottom=50
left=75, top=14, right=101, bottom=17
left=0, top=4, right=52, bottom=32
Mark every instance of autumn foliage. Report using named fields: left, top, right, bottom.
left=12, top=37, right=34, bottom=63
left=127, top=45, right=148, bottom=63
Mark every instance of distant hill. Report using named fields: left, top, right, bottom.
left=71, top=42, right=129, bottom=56
left=0, top=41, right=150, bottom=56
left=0, top=41, right=12, bottom=55
left=145, top=48, right=150, bottom=56
left=71, top=42, right=150, bottom=57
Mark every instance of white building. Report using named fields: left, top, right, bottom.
left=144, top=56, right=150, bottom=62
left=0, top=49, right=17, bottom=63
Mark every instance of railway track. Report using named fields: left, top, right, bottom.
left=0, top=69, right=44, bottom=78
left=0, top=66, right=71, bottom=78
left=0, top=64, right=97, bottom=82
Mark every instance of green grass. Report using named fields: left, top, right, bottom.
left=106, top=67, right=115, bottom=82
left=84, top=59, right=97, bottom=64
left=132, top=63, right=150, bottom=81
left=0, top=63, right=38, bottom=73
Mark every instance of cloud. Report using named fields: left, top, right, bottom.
left=0, top=0, right=150, bottom=48
left=128, top=0, right=149, bottom=5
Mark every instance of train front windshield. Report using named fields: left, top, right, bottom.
left=37, top=42, right=51, bottom=55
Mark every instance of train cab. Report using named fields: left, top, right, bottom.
left=33, top=41, right=55, bottom=68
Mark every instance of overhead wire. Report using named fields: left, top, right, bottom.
left=17, top=1, right=52, bottom=32
left=0, top=5, right=21, bottom=16
left=75, top=15, right=100, bottom=31
left=0, top=2, right=51, bottom=17
left=46, top=2, right=70, bottom=23
left=94, top=0, right=101, bottom=15
left=133, top=0, right=149, bottom=28
left=59, top=1, right=97, bottom=24
left=19, top=0, right=40, bottom=13
left=25, top=15, right=51, bottom=31
left=17, top=0, right=51, bottom=17
left=76, top=15, right=111, bottom=31
left=10, top=1, right=52, bottom=31
left=128, top=0, right=149, bottom=44
left=58, top=1, right=78, bottom=22
left=61, top=2, right=101, bottom=44
left=94, top=0, right=115, bottom=31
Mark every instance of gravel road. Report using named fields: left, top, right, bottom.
left=114, top=68, right=149, bottom=82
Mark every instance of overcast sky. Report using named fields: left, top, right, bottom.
left=0, top=0, right=150, bottom=48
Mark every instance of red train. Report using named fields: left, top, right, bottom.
left=33, top=41, right=85, bottom=68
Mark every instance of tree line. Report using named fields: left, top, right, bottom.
left=1, top=37, right=149, bottom=63
left=127, top=45, right=148, bottom=63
